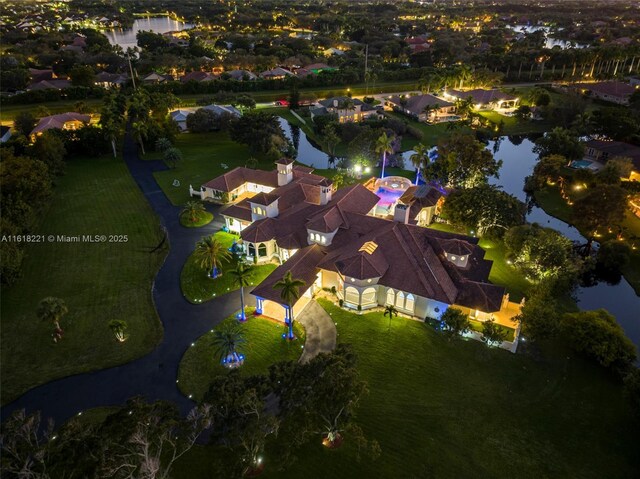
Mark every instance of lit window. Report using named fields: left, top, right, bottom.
left=320, top=236, right=326, bottom=244
left=367, top=279, right=372, bottom=283
left=351, top=278, right=355, bottom=282
left=451, top=255, right=457, bottom=261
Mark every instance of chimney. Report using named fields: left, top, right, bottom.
left=319, top=186, right=332, bottom=205
left=277, top=160, right=293, bottom=186
left=393, top=203, right=411, bottom=224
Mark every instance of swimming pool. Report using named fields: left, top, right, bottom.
left=570, top=159, right=595, bottom=169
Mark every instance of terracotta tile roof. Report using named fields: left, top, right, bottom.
left=251, top=245, right=325, bottom=304
left=202, top=167, right=278, bottom=192
left=249, top=192, right=279, bottom=206
left=220, top=200, right=252, bottom=222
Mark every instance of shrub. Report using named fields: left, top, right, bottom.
left=560, top=309, right=636, bottom=373
left=406, top=125, right=424, bottom=140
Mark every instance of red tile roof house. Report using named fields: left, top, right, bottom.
left=386, top=94, right=458, bottom=123
left=442, top=88, right=520, bottom=112
left=197, top=160, right=522, bottom=350
left=576, top=81, right=637, bottom=106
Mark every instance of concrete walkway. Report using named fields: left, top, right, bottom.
left=296, top=300, right=337, bottom=363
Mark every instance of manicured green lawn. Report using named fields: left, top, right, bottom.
left=477, top=110, right=551, bottom=135
left=0, top=155, right=166, bottom=405
left=176, top=299, right=640, bottom=478
left=180, top=232, right=276, bottom=304
left=535, top=185, right=640, bottom=295
left=146, top=132, right=272, bottom=205
left=385, top=111, right=469, bottom=150
left=179, top=210, right=214, bottom=228
left=177, top=312, right=305, bottom=402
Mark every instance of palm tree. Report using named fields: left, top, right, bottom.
left=384, top=304, right=398, bottom=332
left=37, top=297, right=68, bottom=333
left=422, top=104, right=437, bottom=124
left=131, top=120, right=148, bottom=155
left=230, top=263, right=253, bottom=321
left=375, top=132, right=394, bottom=179
left=410, top=143, right=429, bottom=185
left=182, top=201, right=205, bottom=223
left=163, top=147, right=183, bottom=169
left=155, top=137, right=172, bottom=153
left=194, top=235, right=232, bottom=279
left=274, top=271, right=306, bottom=340
left=108, top=319, right=128, bottom=342
left=212, top=321, right=246, bottom=368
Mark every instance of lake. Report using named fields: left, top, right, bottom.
left=281, top=120, right=640, bottom=349
left=508, top=24, right=587, bottom=50
left=106, top=16, right=194, bottom=51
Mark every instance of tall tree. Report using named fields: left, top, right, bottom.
left=425, top=133, right=501, bottom=188
left=375, top=131, right=394, bottom=179
left=481, top=319, right=508, bottom=347
left=13, top=111, right=36, bottom=137
left=273, top=271, right=306, bottom=340
left=571, top=184, right=628, bottom=239
left=29, top=132, right=67, bottom=176
left=37, top=297, right=68, bottom=337
left=442, top=184, right=525, bottom=237
left=409, top=143, right=429, bottom=185
left=533, top=127, right=584, bottom=161
left=194, top=235, right=232, bottom=279
left=230, top=263, right=253, bottom=321
left=439, top=307, right=470, bottom=341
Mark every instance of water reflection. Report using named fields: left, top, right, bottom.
left=106, top=17, right=193, bottom=51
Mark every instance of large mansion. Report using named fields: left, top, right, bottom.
left=194, top=161, right=521, bottom=346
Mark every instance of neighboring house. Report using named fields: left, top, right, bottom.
left=30, top=112, right=91, bottom=141
left=260, top=67, right=294, bottom=80
left=171, top=104, right=242, bottom=131
left=141, top=72, right=173, bottom=84
left=576, top=81, right=636, bottom=105
left=1, top=126, right=11, bottom=143
left=323, top=47, right=345, bottom=56
left=180, top=71, right=216, bottom=83
left=27, top=79, right=71, bottom=91
left=226, top=69, right=257, bottom=81
left=169, top=109, right=196, bottom=131
left=201, top=104, right=242, bottom=117
left=386, top=94, right=458, bottom=123
left=310, top=97, right=380, bottom=123
left=95, top=71, right=128, bottom=89
left=443, top=88, right=520, bottom=111
left=584, top=139, right=640, bottom=181
left=29, top=68, right=55, bottom=83
left=197, top=160, right=522, bottom=345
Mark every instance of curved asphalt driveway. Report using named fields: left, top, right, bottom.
left=1, top=135, right=254, bottom=425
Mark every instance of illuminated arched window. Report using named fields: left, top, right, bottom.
left=405, top=294, right=415, bottom=313
left=361, top=287, right=377, bottom=305
left=395, top=291, right=405, bottom=309
left=258, top=243, right=267, bottom=257
left=345, top=286, right=359, bottom=305
left=386, top=288, right=395, bottom=306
